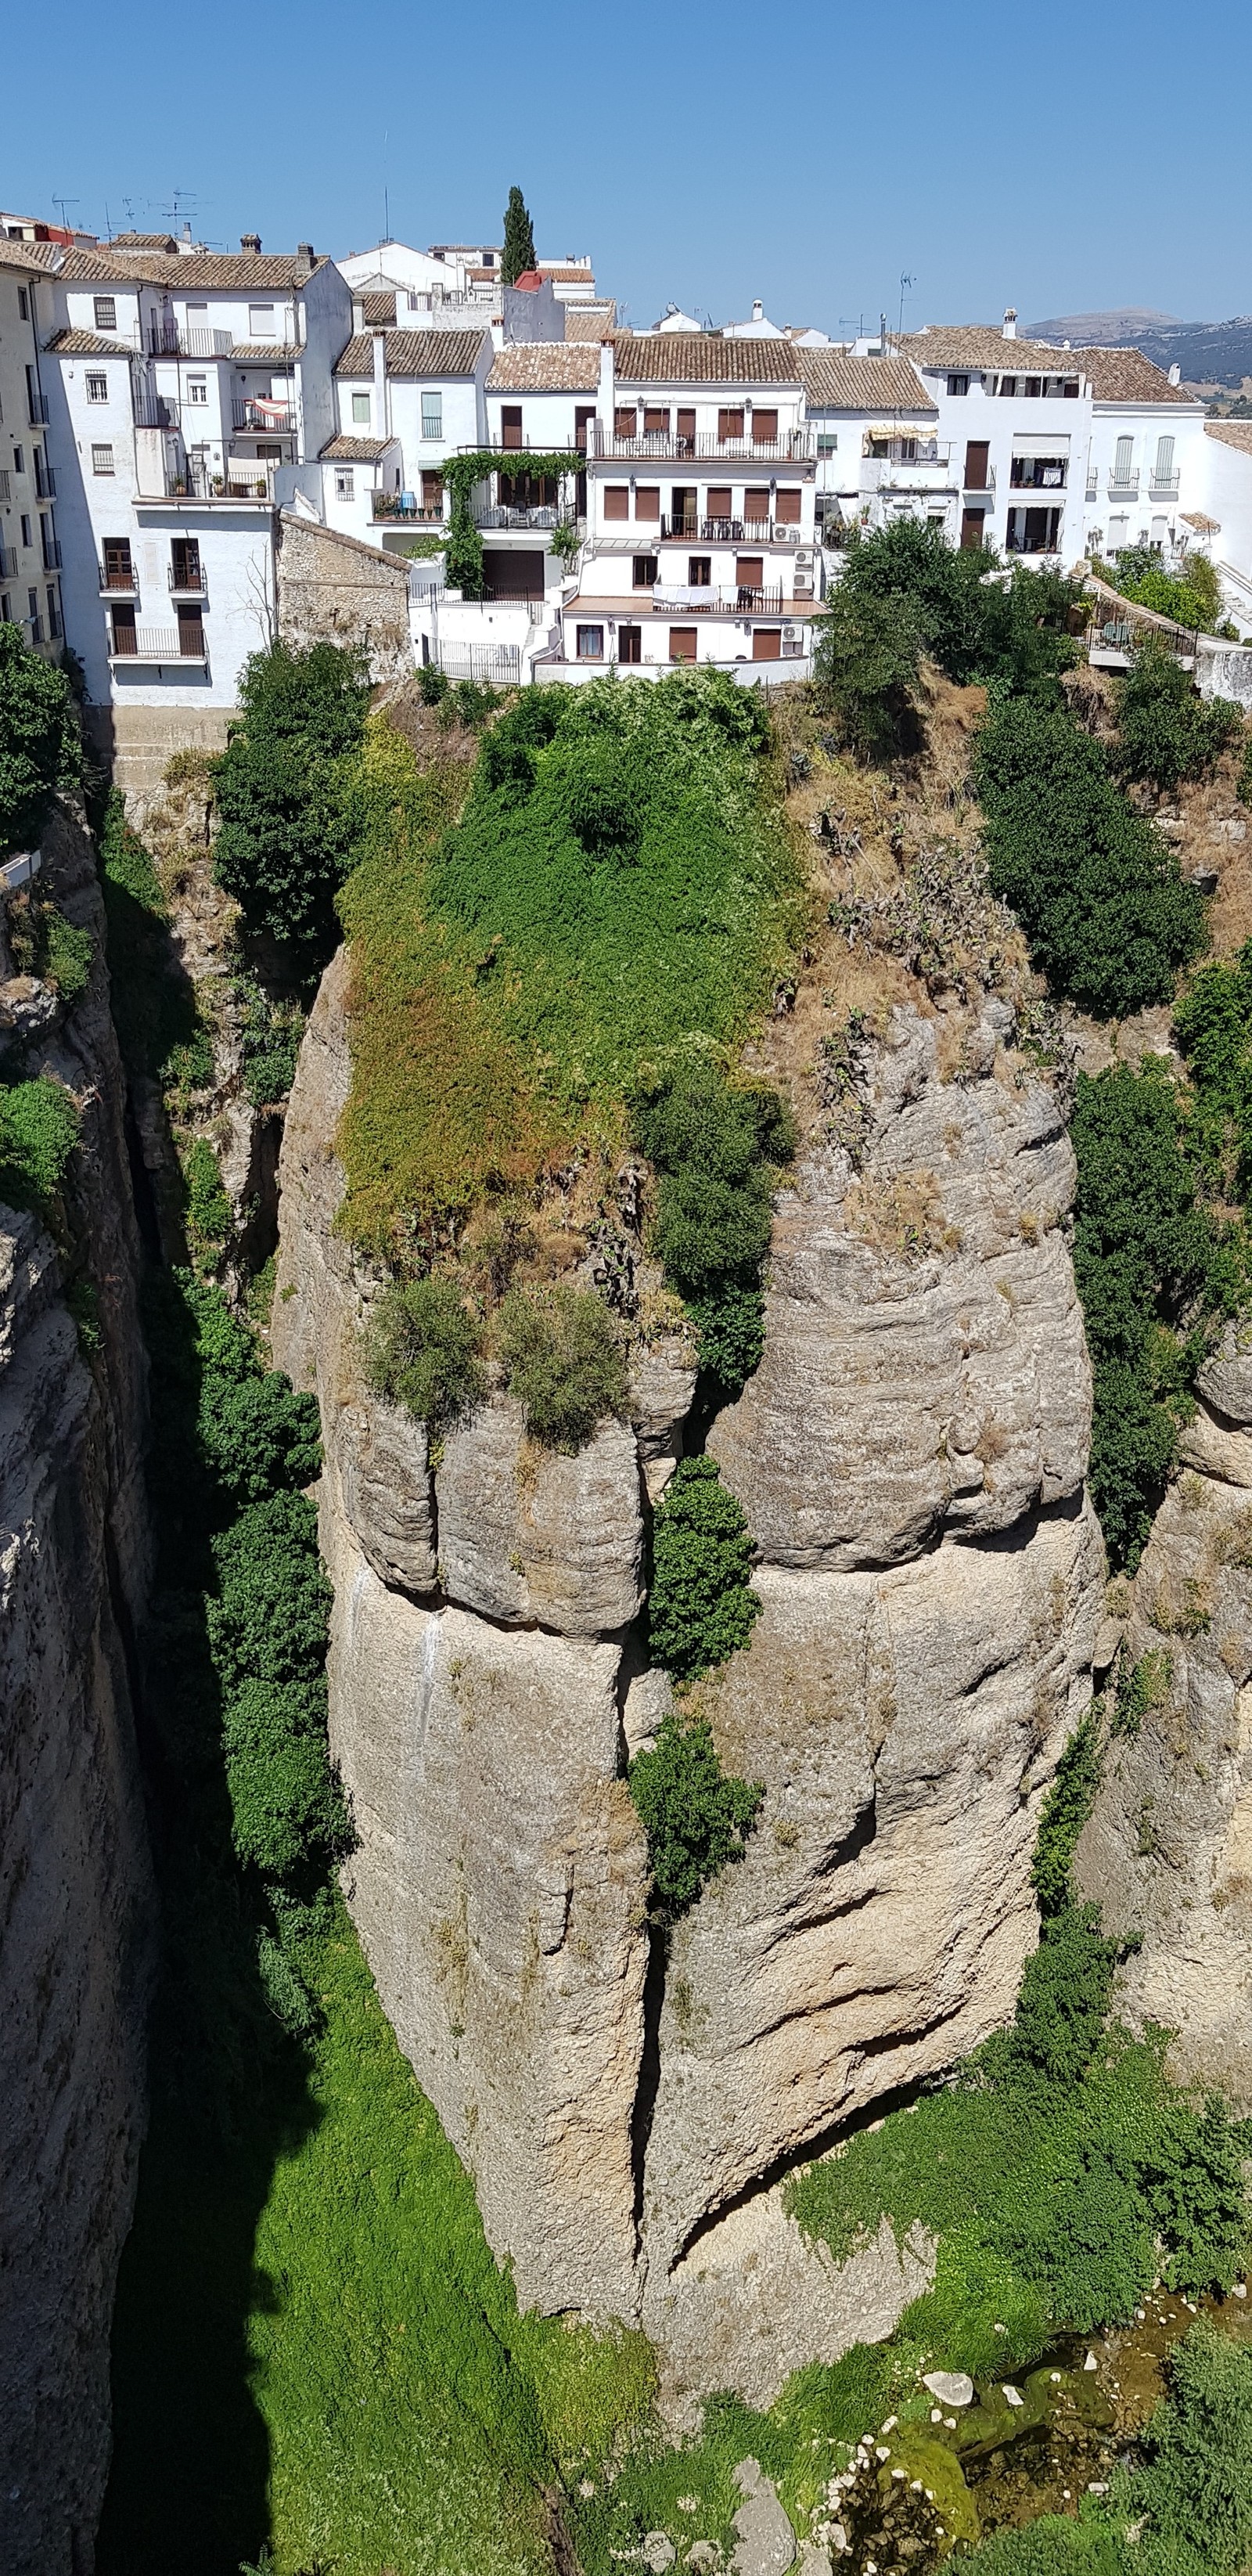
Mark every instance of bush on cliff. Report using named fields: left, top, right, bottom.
left=647, top=1455, right=761, bottom=1680
left=628, top=1710, right=763, bottom=1916
left=631, top=1062, right=794, bottom=1395
left=0, top=1074, right=78, bottom=1216
left=212, top=641, right=370, bottom=972
left=1113, top=642, right=1243, bottom=794
left=496, top=1283, right=627, bottom=1450
left=365, top=1274, right=487, bottom=1435
left=0, top=618, right=79, bottom=856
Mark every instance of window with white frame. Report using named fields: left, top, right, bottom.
left=335, top=468, right=354, bottom=501
left=85, top=372, right=108, bottom=403
left=1154, top=434, right=1175, bottom=483
left=248, top=304, right=276, bottom=339
left=91, top=443, right=114, bottom=475
left=421, top=391, right=442, bottom=439
left=187, top=376, right=207, bottom=405
left=576, top=624, right=604, bottom=659
left=816, top=431, right=838, bottom=454
left=93, top=294, right=117, bottom=333
left=351, top=391, right=370, bottom=424
left=947, top=374, right=970, bottom=396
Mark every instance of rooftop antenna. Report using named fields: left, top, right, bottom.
left=383, top=131, right=390, bottom=243
left=896, top=271, right=915, bottom=350
left=52, top=195, right=81, bottom=233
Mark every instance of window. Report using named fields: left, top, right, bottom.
left=20, top=513, right=32, bottom=547
left=948, top=374, right=970, bottom=396
left=18, top=288, right=28, bottom=320
left=93, top=294, right=117, bottom=333
left=421, top=391, right=442, bottom=438
left=576, top=624, right=604, bottom=659
left=171, top=539, right=201, bottom=589
left=335, top=468, right=354, bottom=501
left=1113, top=435, right=1135, bottom=483
left=751, top=409, right=779, bottom=444
left=500, top=405, right=523, bottom=452
left=614, top=407, right=637, bottom=439
left=687, top=557, right=711, bottom=586
left=187, top=376, right=208, bottom=405
left=85, top=371, right=108, bottom=403
left=13, top=447, right=23, bottom=476
left=744, top=489, right=771, bottom=528
left=422, top=469, right=444, bottom=510
left=753, top=628, right=782, bottom=661
left=816, top=432, right=838, bottom=455
left=46, top=584, right=60, bottom=639
left=669, top=625, right=698, bottom=663
left=618, top=625, right=642, bottom=664
left=632, top=553, right=658, bottom=585
left=351, top=391, right=371, bottom=425
left=775, top=487, right=802, bottom=524
left=92, top=444, right=114, bottom=475
left=248, top=304, right=276, bottom=339
left=997, top=376, right=1017, bottom=398
left=110, top=601, right=137, bottom=654
left=635, top=485, right=660, bottom=521
left=718, top=407, right=745, bottom=443
left=604, top=486, right=629, bottom=521
left=706, top=485, right=732, bottom=522
left=102, top=539, right=132, bottom=588
left=644, top=406, right=669, bottom=435
left=0, top=597, right=8, bottom=622
left=1154, top=434, right=1175, bottom=482
left=677, top=407, right=696, bottom=450
left=736, top=555, right=765, bottom=599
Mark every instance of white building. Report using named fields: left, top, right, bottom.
left=0, top=238, right=65, bottom=656
left=313, top=329, right=492, bottom=550
left=797, top=349, right=945, bottom=546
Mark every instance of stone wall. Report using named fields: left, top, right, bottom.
left=275, top=509, right=412, bottom=684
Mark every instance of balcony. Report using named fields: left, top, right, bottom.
left=372, top=492, right=446, bottom=522
left=158, top=463, right=274, bottom=502
left=658, top=514, right=805, bottom=544
left=231, top=398, right=296, bottom=434
left=474, top=503, right=564, bottom=530
left=146, top=326, right=233, bottom=358
left=653, top=585, right=787, bottom=615
left=1108, top=467, right=1140, bottom=495
left=963, top=465, right=997, bottom=495
left=168, top=564, right=208, bottom=601
left=27, top=392, right=49, bottom=425
left=0, top=546, right=16, bottom=580
left=861, top=442, right=953, bottom=488
left=1009, top=459, right=1067, bottom=489
left=1149, top=471, right=1181, bottom=499
left=588, top=426, right=814, bottom=463
left=34, top=462, right=56, bottom=499
left=109, top=623, right=207, bottom=664
left=99, top=560, right=139, bottom=596
left=41, top=537, right=62, bottom=571
left=134, top=394, right=180, bottom=430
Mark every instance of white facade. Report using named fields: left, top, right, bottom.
left=0, top=240, right=64, bottom=656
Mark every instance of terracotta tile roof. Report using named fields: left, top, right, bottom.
left=58, top=245, right=326, bottom=288
left=1206, top=418, right=1252, bottom=456
left=613, top=333, right=803, bottom=386
left=798, top=350, right=935, bottom=413
left=902, top=326, right=1082, bottom=373
left=44, top=327, right=134, bottom=358
left=0, top=236, right=61, bottom=274
left=538, top=264, right=595, bottom=283
left=333, top=328, right=487, bottom=379
left=110, top=231, right=180, bottom=251
left=1181, top=509, right=1221, bottom=531
left=565, top=301, right=617, bottom=340
left=487, top=344, right=603, bottom=391
left=361, top=290, right=398, bottom=326
left=319, top=432, right=396, bottom=460
left=231, top=344, right=302, bottom=363
left=1076, top=347, right=1196, bottom=405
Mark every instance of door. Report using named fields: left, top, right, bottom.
left=671, top=486, right=696, bottom=536
left=669, top=626, right=698, bottom=662
left=171, top=538, right=200, bottom=591
left=482, top=546, right=545, bottom=600
left=500, top=405, right=523, bottom=452
left=753, top=628, right=782, bottom=660
left=687, top=557, right=711, bottom=587
left=751, top=409, right=779, bottom=445
left=633, top=553, right=659, bottom=587
left=718, top=408, right=745, bottom=444
left=176, top=605, right=204, bottom=657
left=959, top=509, right=985, bottom=551
left=775, top=488, right=802, bottom=524
left=736, top=555, right=765, bottom=603
left=110, top=601, right=136, bottom=653
left=676, top=408, right=696, bottom=453
left=422, top=470, right=444, bottom=516
left=744, top=489, right=771, bottom=530
left=963, top=441, right=990, bottom=492
left=706, top=486, right=732, bottom=530
left=618, top=625, right=642, bottom=664
left=643, top=406, right=670, bottom=436
left=103, top=537, right=132, bottom=589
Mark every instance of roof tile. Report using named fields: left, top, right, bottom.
left=487, top=344, right=603, bottom=391
left=333, top=328, right=488, bottom=379
left=319, top=432, right=397, bottom=460
left=613, top=333, right=802, bottom=386
left=798, top=350, right=935, bottom=413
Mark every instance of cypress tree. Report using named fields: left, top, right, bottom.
left=501, top=186, right=537, bottom=284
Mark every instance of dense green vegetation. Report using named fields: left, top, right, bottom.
left=365, top=1273, right=487, bottom=1432
left=1100, top=540, right=1225, bottom=636
left=501, top=182, right=537, bottom=285
left=0, top=618, right=79, bottom=854
left=213, top=642, right=371, bottom=973
left=628, top=1710, right=763, bottom=1916
left=0, top=1073, right=78, bottom=1216
left=1174, top=937, right=1252, bottom=1198
left=1113, top=642, right=1243, bottom=793
left=631, top=1061, right=795, bottom=1392
left=497, top=1281, right=628, bottom=1448
left=974, top=698, right=1204, bottom=1017
left=646, top=1454, right=761, bottom=1680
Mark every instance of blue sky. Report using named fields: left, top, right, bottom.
left=9, top=0, right=1251, bottom=334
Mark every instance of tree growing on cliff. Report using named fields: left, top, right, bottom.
left=646, top=1456, right=761, bottom=1680
left=212, top=642, right=370, bottom=975
left=628, top=1712, right=763, bottom=1917
left=501, top=186, right=537, bottom=286
left=0, top=621, right=80, bottom=856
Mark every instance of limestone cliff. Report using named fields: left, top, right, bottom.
left=0, top=807, right=153, bottom=2575
left=275, top=949, right=1106, bottom=2411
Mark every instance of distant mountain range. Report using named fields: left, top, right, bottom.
left=1026, top=308, right=1252, bottom=391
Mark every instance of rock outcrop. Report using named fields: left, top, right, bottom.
left=0, top=806, right=153, bottom=2576
left=1077, top=1320, right=1252, bottom=2107
left=275, top=970, right=1105, bottom=2403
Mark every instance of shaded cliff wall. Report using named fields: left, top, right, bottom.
left=0, top=805, right=153, bottom=2576
left=274, top=954, right=1106, bottom=2412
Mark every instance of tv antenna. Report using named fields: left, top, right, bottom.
left=52, top=195, right=80, bottom=234
left=896, top=270, right=916, bottom=348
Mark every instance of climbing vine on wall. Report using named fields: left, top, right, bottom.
left=441, top=450, right=582, bottom=598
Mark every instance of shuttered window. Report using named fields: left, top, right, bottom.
left=736, top=556, right=765, bottom=593
left=644, top=406, right=669, bottom=434
left=717, top=409, right=744, bottom=442
left=753, top=628, right=782, bottom=661
left=614, top=408, right=637, bottom=438
left=752, top=409, right=778, bottom=443
left=677, top=408, right=696, bottom=446
left=669, top=626, right=698, bottom=662
left=604, top=487, right=629, bottom=521
left=501, top=406, right=523, bottom=451
left=744, top=490, right=771, bottom=527
left=706, top=487, right=732, bottom=519
left=775, top=488, right=801, bottom=523
left=635, top=486, right=660, bottom=521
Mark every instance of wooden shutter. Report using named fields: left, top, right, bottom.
left=614, top=407, right=637, bottom=439
left=706, top=487, right=732, bottom=521
left=604, top=486, right=629, bottom=521
left=177, top=606, right=204, bottom=657
left=501, top=405, right=523, bottom=451
left=752, top=627, right=782, bottom=661
left=644, top=406, right=670, bottom=434
left=717, top=408, right=744, bottom=442
left=635, top=486, right=660, bottom=521
left=669, top=626, right=698, bottom=662
left=774, top=487, right=801, bottom=523
left=677, top=408, right=696, bottom=448
left=963, top=441, right=990, bottom=492
left=110, top=601, right=136, bottom=651
left=103, top=537, right=131, bottom=586
left=744, top=489, right=771, bottom=526
left=736, top=556, right=765, bottom=594
left=422, top=469, right=444, bottom=508
left=752, top=409, right=778, bottom=443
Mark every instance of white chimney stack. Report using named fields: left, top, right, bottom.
left=1169, top=362, right=1181, bottom=385
left=1002, top=307, right=1018, bottom=340
left=372, top=330, right=387, bottom=435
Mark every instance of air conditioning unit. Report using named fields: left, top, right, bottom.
left=782, top=624, right=799, bottom=640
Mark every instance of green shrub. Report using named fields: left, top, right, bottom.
left=1010, top=1901, right=1118, bottom=2088
left=212, top=641, right=369, bottom=971
left=496, top=1283, right=626, bottom=1450
left=814, top=581, right=926, bottom=761
left=184, top=1278, right=321, bottom=1502
left=647, top=1455, right=761, bottom=1680
left=0, top=618, right=80, bottom=855
left=1107, top=542, right=1225, bottom=635
left=1031, top=1706, right=1103, bottom=1917
left=0, top=1075, right=77, bottom=1216
left=975, top=697, right=1205, bottom=1017
left=222, top=1678, right=351, bottom=1884
left=631, top=1062, right=793, bottom=1392
left=1112, top=1647, right=1173, bottom=1737
left=686, top=1281, right=767, bottom=1392
left=96, top=791, right=207, bottom=1084
left=628, top=1710, right=763, bottom=1915
left=1114, top=643, right=1243, bottom=793
left=365, top=1275, right=487, bottom=1435
left=231, top=970, right=304, bottom=1106
left=206, top=1490, right=332, bottom=1697
left=1135, top=2319, right=1252, bottom=2573
left=180, top=1136, right=232, bottom=1273
left=36, top=904, right=93, bottom=999
left=1173, top=939, right=1252, bottom=1199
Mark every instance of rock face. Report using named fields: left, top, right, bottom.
left=1077, top=1322, right=1252, bottom=2108
left=0, top=806, right=153, bottom=2576
left=275, top=973, right=1106, bottom=2399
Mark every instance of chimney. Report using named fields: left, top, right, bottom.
left=752, top=298, right=764, bottom=322
left=351, top=294, right=365, bottom=334
left=1002, top=307, right=1017, bottom=339
left=241, top=232, right=261, bottom=253
left=372, top=330, right=387, bottom=435
left=297, top=241, right=315, bottom=272
left=1169, top=362, right=1182, bottom=385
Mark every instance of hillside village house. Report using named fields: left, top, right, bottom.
left=315, top=329, right=492, bottom=549
left=0, top=239, right=65, bottom=655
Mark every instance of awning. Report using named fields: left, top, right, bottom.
left=1010, top=432, right=1070, bottom=456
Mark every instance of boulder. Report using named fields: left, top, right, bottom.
left=436, top=1400, right=643, bottom=1634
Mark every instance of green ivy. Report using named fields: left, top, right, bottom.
left=441, top=450, right=581, bottom=600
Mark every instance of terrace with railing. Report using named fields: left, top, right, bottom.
left=231, top=398, right=296, bottom=434
left=133, top=392, right=180, bottom=430
left=372, top=492, right=446, bottom=523
left=652, top=585, right=786, bottom=614
left=657, top=514, right=805, bottom=544
left=108, top=623, right=207, bottom=663
left=587, top=423, right=814, bottom=463
left=99, top=557, right=139, bottom=594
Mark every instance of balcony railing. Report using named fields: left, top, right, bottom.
left=133, top=393, right=180, bottom=430
left=474, top=503, right=563, bottom=530
left=861, top=449, right=954, bottom=488
left=0, top=546, right=16, bottom=580
left=588, top=426, right=814, bottom=463
left=160, top=463, right=273, bottom=500
left=110, top=623, right=207, bottom=662
left=27, top=393, right=49, bottom=425
left=168, top=564, right=208, bottom=600
left=371, top=492, right=446, bottom=521
left=1009, top=460, right=1067, bottom=489
left=34, top=463, right=56, bottom=499
left=41, top=537, right=62, bottom=571
left=231, top=399, right=296, bottom=433
left=1149, top=471, right=1181, bottom=498
left=862, top=438, right=949, bottom=467
left=99, top=560, right=138, bottom=594
left=146, top=326, right=233, bottom=358
left=963, top=464, right=997, bottom=495
left=1108, top=468, right=1140, bottom=495
left=653, top=585, right=787, bottom=615
left=657, top=514, right=805, bottom=544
